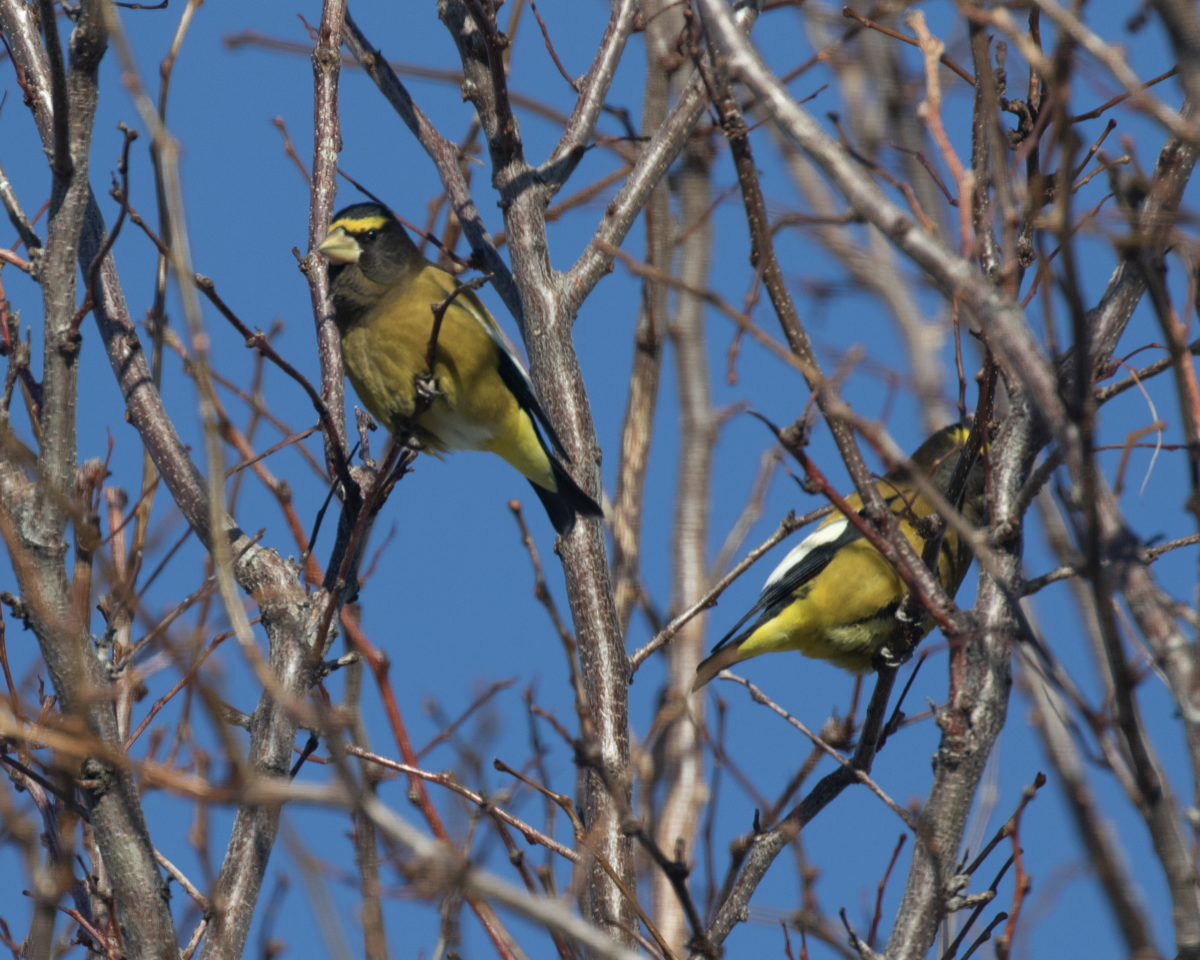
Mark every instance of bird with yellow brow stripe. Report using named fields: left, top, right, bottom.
left=693, top=424, right=986, bottom=690
left=318, top=202, right=602, bottom=535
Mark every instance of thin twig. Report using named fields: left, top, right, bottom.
left=527, top=0, right=578, bottom=91
left=415, top=677, right=516, bottom=761
left=629, top=508, right=820, bottom=669
left=720, top=671, right=920, bottom=832
left=841, top=7, right=974, bottom=85
left=70, top=124, right=138, bottom=332
left=124, top=202, right=352, bottom=490
left=222, top=424, right=319, bottom=479
left=867, top=834, right=908, bottom=946
left=271, top=116, right=312, bottom=186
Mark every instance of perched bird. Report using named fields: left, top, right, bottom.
left=318, top=202, right=602, bottom=535
left=693, top=424, right=985, bottom=690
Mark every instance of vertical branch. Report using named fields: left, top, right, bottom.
left=135, top=0, right=202, bottom=587
left=1087, top=478, right=1200, bottom=960
left=340, top=614, right=389, bottom=960
left=305, top=0, right=350, bottom=474
left=36, top=0, right=72, bottom=183
left=965, top=12, right=998, bottom=278
left=884, top=407, right=1030, bottom=960
left=0, top=2, right=181, bottom=956
left=1020, top=650, right=1159, bottom=957
left=437, top=0, right=642, bottom=943
left=611, top=0, right=678, bottom=634
left=1054, top=103, right=1200, bottom=956
left=30, top=0, right=90, bottom=547
left=652, top=134, right=716, bottom=953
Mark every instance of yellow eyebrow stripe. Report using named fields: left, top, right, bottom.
left=330, top=215, right=388, bottom=233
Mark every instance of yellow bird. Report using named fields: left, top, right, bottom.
left=694, top=424, right=985, bottom=690
left=318, top=202, right=602, bottom=535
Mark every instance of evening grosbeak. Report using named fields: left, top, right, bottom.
left=318, top=202, right=602, bottom=535
left=694, top=423, right=985, bottom=689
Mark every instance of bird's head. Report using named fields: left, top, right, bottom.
left=318, top=202, right=421, bottom=289
left=909, top=421, right=987, bottom=522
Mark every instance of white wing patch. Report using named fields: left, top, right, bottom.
left=761, top=518, right=850, bottom=593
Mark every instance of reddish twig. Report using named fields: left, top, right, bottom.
left=415, top=677, right=516, bottom=761
left=781, top=920, right=797, bottom=960
left=222, top=424, right=320, bottom=479
left=271, top=116, right=311, bottom=186
left=124, top=622, right=251, bottom=750
left=842, top=7, right=974, bottom=85
left=826, top=114, right=939, bottom=235
left=528, top=702, right=575, bottom=749
left=965, top=773, right=1046, bottom=876
left=1068, top=65, right=1179, bottom=123
left=528, top=0, right=578, bottom=91
left=124, top=201, right=353, bottom=490
left=890, top=141, right=958, bottom=208
left=36, top=900, right=119, bottom=959
left=991, top=775, right=1046, bottom=959
left=340, top=616, right=521, bottom=960
left=1070, top=119, right=1117, bottom=180
left=758, top=413, right=957, bottom=635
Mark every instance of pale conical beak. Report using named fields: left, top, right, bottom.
left=317, top=227, right=361, bottom=265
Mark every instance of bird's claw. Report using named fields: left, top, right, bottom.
left=874, top=644, right=913, bottom=670
left=414, top=373, right=442, bottom=404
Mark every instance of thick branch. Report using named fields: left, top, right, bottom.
left=304, top=0, right=350, bottom=477
left=652, top=130, right=715, bottom=954
left=0, top=3, right=180, bottom=955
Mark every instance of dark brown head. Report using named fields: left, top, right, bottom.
left=906, top=422, right=987, bottom=525
left=317, top=202, right=423, bottom=325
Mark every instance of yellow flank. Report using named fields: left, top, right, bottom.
left=340, top=263, right=558, bottom=492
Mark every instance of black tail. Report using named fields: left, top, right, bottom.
left=530, top=459, right=603, bottom=536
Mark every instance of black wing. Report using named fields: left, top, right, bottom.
left=709, top=519, right=863, bottom=654
left=435, top=271, right=572, bottom=464
left=496, top=347, right=571, bottom=463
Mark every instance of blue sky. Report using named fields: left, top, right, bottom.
left=0, top=1, right=1195, bottom=958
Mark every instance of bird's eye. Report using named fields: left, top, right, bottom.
left=365, top=229, right=378, bottom=241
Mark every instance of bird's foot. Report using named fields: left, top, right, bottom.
left=414, top=373, right=443, bottom=405
left=873, top=643, right=914, bottom=670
